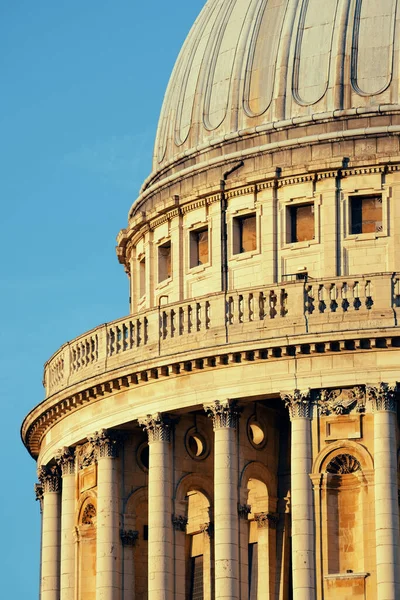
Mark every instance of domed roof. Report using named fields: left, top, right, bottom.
left=147, top=0, right=399, bottom=189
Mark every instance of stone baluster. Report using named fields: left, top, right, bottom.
left=281, top=390, right=316, bottom=600
left=88, top=429, right=121, bottom=600
left=139, top=413, right=173, bottom=600
left=55, top=447, right=76, bottom=600
left=368, top=383, right=400, bottom=600
left=204, top=400, right=240, bottom=599
left=38, top=464, right=62, bottom=600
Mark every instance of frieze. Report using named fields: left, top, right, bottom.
left=317, top=387, right=365, bottom=416
left=204, top=400, right=240, bottom=430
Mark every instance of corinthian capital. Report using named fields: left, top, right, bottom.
left=34, top=483, right=44, bottom=513
left=203, top=400, right=240, bottom=430
left=38, top=464, right=61, bottom=493
left=281, top=389, right=312, bottom=420
left=367, top=382, right=398, bottom=413
left=55, top=446, right=75, bottom=476
left=88, top=429, right=119, bottom=458
left=138, top=413, right=171, bottom=443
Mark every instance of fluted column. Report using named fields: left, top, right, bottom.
left=56, top=447, right=76, bottom=600
left=38, top=465, right=62, bottom=600
left=139, top=413, right=173, bottom=600
left=204, top=400, right=240, bottom=599
left=368, top=383, right=400, bottom=600
left=89, top=429, right=121, bottom=600
left=281, top=390, right=316, bottom=600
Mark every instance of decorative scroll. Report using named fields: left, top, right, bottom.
left=254, top=512, right=279, bottom=529
left=203, top=400, right=240, bottom=430
left=81, top=503, right=96, bottom=525
left=56, top=446, right=75, bottom=476
left=120, top=529, right=139, bottom=546
left=238, top=504, right=251, bottom=519
left=281, top=389, right=312, bottom=419
left=38, top=465, right=61, bottom=493
left=88, top=429, right=119, bottom=458
left=367, top=382, right=398, bottom=412
left=326, top=454, right=361, bottom=475
left=317, top=387, right=365, bottom=416
left=138, top=413, right=171, bottom=443
left=172, top=514, right=188, bottom=531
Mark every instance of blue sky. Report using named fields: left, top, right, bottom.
left=0, top=1, right=205, bottom=595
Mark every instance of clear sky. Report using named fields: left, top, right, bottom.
left=0, top=1, right=205, bottom=596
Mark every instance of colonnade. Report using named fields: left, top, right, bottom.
left=36, top=385, right=399, bottom=600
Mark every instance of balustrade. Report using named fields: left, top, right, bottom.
left=43, top=273, right=400, bottom=397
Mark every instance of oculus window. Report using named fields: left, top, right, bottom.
left=233, top=214, right=257, bottom=254
left=350, top=194, right=382, bottom=234
left=288, top=203, right=314, bottom=243
left=158, top=241, right=172, bottom=283
left=190, top=227, right=209, bottom=268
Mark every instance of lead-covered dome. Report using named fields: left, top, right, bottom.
left=144, top=0, right=399, bottom=192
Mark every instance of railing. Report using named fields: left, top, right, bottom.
left=43, top=273, right=399, bottom=397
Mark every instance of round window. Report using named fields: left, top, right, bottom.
left=185, top=428, right=209, bottom=460
left=137, top=441, right=149, bottom=471
left=247, top=417, right=266, bottom=449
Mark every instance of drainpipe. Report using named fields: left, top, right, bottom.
left=220, top=161, right=244, bottom=292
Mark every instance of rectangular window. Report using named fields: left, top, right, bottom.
left=233, top=214, right=257, bottom=254
left=158, top=241, right=171, bottom=283
left=289, top=203, right=315, bottom=243
left=248, top=543, right=258, bottom=600
left=139, top=257, right=146, bottom=297
left=350, top=194, right=382, bottom=234
left=190, top=555, right=204, bottom=600
left=190, top=227, right=209, bottom=268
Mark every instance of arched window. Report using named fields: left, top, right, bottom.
left=185, top=490, right=211, bottom=600
left=77, top=499, right=97, bottom=600
left=247, top=478, right=270, bottom=599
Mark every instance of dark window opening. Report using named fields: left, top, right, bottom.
left=190, top=555, right=204, bottom=600
left=350, top=195, right=382, bottom=234
left=248, top=543, right=258, bottom=600
left=139, top=257, right=146, bottom=297
left=233, top=214, right=257, bottom=254
left=289, top=203, right=315, bottom=243
left=158, top=241, right=172, bottom=282
left=143, top=525, right=148, bottom=541
left=190, top=228, right=209, bottom=267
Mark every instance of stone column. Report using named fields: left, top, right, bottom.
left=89, top=429, right=121, bottom=600
left=35, top=483, right=44, bottom=600
left=139, top=413, right=173, bottom=600
left=38, top=465, right=62, bottom=600
left=121, top=530, right=138, bottom=600
left=56, top=447, right=76, bottom=600
left=204, top=400, right=240, bottom=599
left=281, top=390, right=316, bottom=600
left=368, top=383, right=400, bottom=600
left=254, top=513, right=278, bottom=599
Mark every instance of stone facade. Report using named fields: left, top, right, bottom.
left=22, top=1, right=400, bottom=599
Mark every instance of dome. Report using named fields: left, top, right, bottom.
left=145, top=0, right=399, bottom=192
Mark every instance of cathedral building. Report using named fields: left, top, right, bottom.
left=22, top=1, right=400, bottom=599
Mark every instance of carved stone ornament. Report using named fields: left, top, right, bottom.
left=367, top=382, right=398, bottom=413
left=120, top=529, right=139, bottom=546
left=88, top=429, right=119, bottom=458
left=38, top=464, right=61, bottom=493
left=203, top=400, right=240, bottom=430
left=238, top=504, right=251, bottom=519
left=326, top=454, right=361, bottom=475
left=199, top=522, right=214, bottom=537
left=317, top=387, right=365, bottom=416
left=254, top=512, right=279, bottom=529
left=34, top=483, right=44, bottom=512
left=81, top=503, right=96, bottom=525
left=77, top=441, right=97, bottom=470
left=55, top=446, right=75, bottom=476
left=281, top=389, right=312, bottom=420
left=172, top=514, right=188, bottom=531
left=138, top=413, right=171, bottom=443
